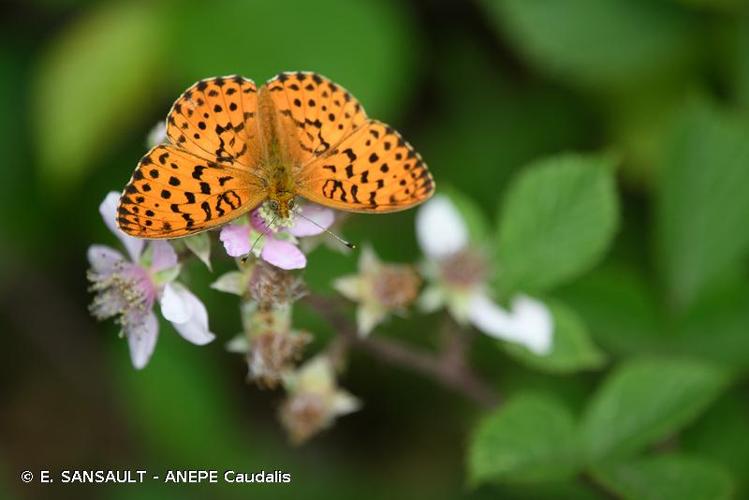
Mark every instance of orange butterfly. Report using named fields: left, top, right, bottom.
left=117, top=72, right=435, bottom=239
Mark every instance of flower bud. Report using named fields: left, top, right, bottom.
left=247, top=329, right=311, bottom=388
left=249, top=261, right=306, bottom=310
left=279, top=356, right=360, bottom=444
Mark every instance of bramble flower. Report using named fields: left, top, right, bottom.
left=219, top=201, right=335, bottom=270
left=88, top=192, right=215, bottom=369
left=279, top=355, right=360, bottom=444
left=333, top=245, right=421, bottom=336
left=416, top=195, right=553, bottom=355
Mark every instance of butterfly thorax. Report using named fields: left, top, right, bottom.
left=257, top=86, right=304, bottom=220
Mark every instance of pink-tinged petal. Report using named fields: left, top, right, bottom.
left=160, top=282, right=191, bottom=323
left=150, top=241, right=178, bottom=272
left=219, top=224, right=252, bottom=257
left=126, top=311, right=159, bottom=370
left=250, top=208, right=273, bottom=233
left=99, top=191, right=144, bottom=262
left=261, top=238, right=306, bottom=270
left=87, top=245, right=125, bottom=274
left=416, top=195, right=468, bottom=259
left=164, top=283, right=215, bottom=345
left=288, top=204, right=335, bottom=237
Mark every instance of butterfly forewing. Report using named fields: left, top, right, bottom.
left=298, top=120, right=435, bottom=212
left=166, top=75, right=261, bottom=166
left=117, top=145, right=264, bottom=238
left=265, top=71, right=368, bottom=162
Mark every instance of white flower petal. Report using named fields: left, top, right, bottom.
left=332, top=275, right=362, bottom=301
left=509, top=295, right=554, bottom=355
left=164, top=283, right=215, bottom=345
left=416, top=195, right=468, bottom=259
left=468, top=293, right=553, bottom=355
left=126, top=312, right=159, bottom=370
left=99, top=191, right=144, bottom=262
left=87, top=245, right=125, bottom=274
left=467, top=293, right=515, bottom=337
left=160, top=282, right=191, bottom=323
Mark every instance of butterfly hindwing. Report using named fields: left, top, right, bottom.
left=166, top=75, right=261, bottom=167
left=117, top=145, right=264, bottom=238
left=264, top=71, right=368, bottom=162
left=297, top=120, right=435, bottom=213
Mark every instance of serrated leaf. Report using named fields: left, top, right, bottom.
left=657, top=100, right=749, bottom=309
left=496, top=153, right=619, bottom=294
left=468, top=394, right=580, bottom=485
left=580, top=358, right=728, bottom=463
left=484, top=0, right=698, bottom=90
left=592, top=454, right=734, bottom=500
left=503, top=301, right=606, bottom=374
left=33, top=2, right=166, bottom=193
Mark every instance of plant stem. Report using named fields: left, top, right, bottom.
left=306, top=295, right=501, bottom=408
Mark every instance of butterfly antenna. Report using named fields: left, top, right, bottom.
left=296, top=211, right=356, bottom=250
left=240, top=215, right=279, bottom=263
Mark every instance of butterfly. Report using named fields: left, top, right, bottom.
left=117, top=72, right=435, bottom=239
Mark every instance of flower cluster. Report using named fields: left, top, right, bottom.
left=87, top=133, right=553, bottom=442
left=88, top=192, right=214, bottom=369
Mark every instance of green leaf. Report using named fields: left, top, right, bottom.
left=556, top=265, right=662, bottom=358
left=671, top=281, right=749, bottom=371
left=484, top=0, right=698, bottom=90
left=33, top=2, right=166, bottom=193
left=503, top=301, right=606, bottom=374
left=496, top=153, right=619, bottom=294
left=682, top=393, right=749, bottom=498
left=468, top=394, right=580, bottom=485
left=657, top=100, right=749, bottom=308
left=170, top=0, right=417, bottom=119
left=417, top=39, right=591, bottom=210
left=580, top=358, right=728, bottom=463
left=592, top=455, right=734, bottom=500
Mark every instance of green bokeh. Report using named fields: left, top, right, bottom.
left=3, top=0, right=749, bottom=498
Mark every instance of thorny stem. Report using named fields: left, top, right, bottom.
left=306, top=295, right=501, bottom=408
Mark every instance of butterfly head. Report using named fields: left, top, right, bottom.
left=267, top=193, right=296, bottom=220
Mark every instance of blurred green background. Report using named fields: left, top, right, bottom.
left=2, top=0, right=749, bottom=498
